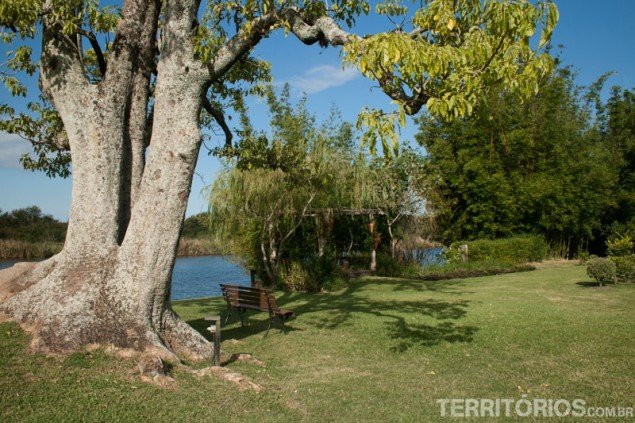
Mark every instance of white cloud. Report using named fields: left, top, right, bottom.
left=286, top=64, right=360, bottom=94
left=0, top=132, right=31, bottom=169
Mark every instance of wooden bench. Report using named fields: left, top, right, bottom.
left=220, top=284, right=295, bottom=334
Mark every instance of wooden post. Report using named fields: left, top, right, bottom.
left=205, top=315, right=222, bottom=366
left=214, top=317, right=221, bottom=366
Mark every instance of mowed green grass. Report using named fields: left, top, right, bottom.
left=1, top=263, right=633, bottom=422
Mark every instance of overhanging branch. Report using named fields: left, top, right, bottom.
left=208, top=13, right=278, bottom=80
left=283, top=9, right=351, bottom=47
left=78, top=29, right=107, bottom=76
left=202, top=97, right=233, bottom=148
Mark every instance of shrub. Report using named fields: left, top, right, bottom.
left=419, top=258, right=534, bottom=278
left=416, top=263, right=535, bottom=281
left=450, top=235, right=547, bottom=265
left=611, top=255, right=635, bottom=283
left=606, top=234, right=633, bottom=257
left=278, top=255, right=345, bottom=292
left=586, top=258, right=616, bottom=286
left=304, top=255, right=341, bottom=291
left=442, top=244, right=463, bottom=264
left=376, top=253, right=404, bottom=277
left=321, top=273, right=348, bottom=291
left=278, top=261, right=313, bottom=292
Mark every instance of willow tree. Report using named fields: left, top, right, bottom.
left=210, top=86, right=357, bottom=284
left=0, top=0, right=557, bottom=360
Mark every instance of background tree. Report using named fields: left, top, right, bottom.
left=210, top=86, right=357, bottom=284
left=0, top=0, right=557, bottom=360
left=0, top=206, right=67, bottom=243
left=596, top=86, right=635, bottom=243
left=416, top=66, right=617, bottom=256
left=211, top=86, right=429, bottom=285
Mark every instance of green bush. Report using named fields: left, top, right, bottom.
left=586, top=258, right=616, bottom=286
left=305, top=255, right=343, bottom=291
left=376, top=253, right=404, bottom=277
left=442, top=245, right=463, bottom=264
left=321, top=274, right=348, bottom=291
left=278, top=255, right=347, bottom=292
left=611, top=255, right=635, bottom=283
left=418, top=264, right=535, bottom=281
left=417, top=259, right=534, bottom=280
left=577, top=252, right=599, bottom=266
left=278, top=261, right=314, bottom=292
left=606, top=234, right=633, bottom=257
left=450, top=236, right=547, bottom=265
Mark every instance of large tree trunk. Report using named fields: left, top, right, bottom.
left=0, top=0, right=212, bottom=362
left=0, top=0, right=369, bottom=361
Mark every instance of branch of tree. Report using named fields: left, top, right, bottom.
left=283, top=8, right=351, bottom=47
left=283, top=9, right=427, bottom=114
left=280, top=191, right=317, bottom=248
left=78, top=29, right=107, bottom=76
left=202, top=97, right=233, bottom=148
left=208, top=13, right=279, bottom=80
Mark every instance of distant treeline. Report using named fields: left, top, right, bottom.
left=0, top=208, right=218, bottom=260
left=0, top=206, right=66, bottom=243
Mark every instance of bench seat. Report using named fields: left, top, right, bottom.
left=220, top=284, right=295, bottom=333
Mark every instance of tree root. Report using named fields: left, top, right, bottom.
left=190, top=366, right=263, bottom=392
left=161, top=308, right=214, bottom=362
left=0, top=258, right=213, bottom=363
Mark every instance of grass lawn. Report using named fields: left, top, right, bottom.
left=1, top=262, right=633, bottom=421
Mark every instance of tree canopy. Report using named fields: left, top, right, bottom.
left=1, top=0, right=559, bottom=173
left=416, top=65, right=631, bottom=255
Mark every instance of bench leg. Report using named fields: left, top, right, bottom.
left=263, top=315, right=287, bottom=337
left=239, top=308, right=245, bottom=327
left=224, top=307, right=233, bottom=326
left=280, top=315, right=289, bottom=334
left=265, top=317, right=272, bottom=336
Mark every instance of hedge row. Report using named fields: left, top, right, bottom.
left=415, top=264, right=536, bottom=281
left=451, top=235, right=547, bottom=264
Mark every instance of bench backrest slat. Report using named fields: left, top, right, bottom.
left=220, top=284, right=279, bottom=312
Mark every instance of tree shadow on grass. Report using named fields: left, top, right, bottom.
left=187, top=315, right=303, bottom=342
left=575, top=280, right=619, bottom=288
left=576, top=281, right=601, bottom=288
left=181, top=277, right=478, bottom=352
left=350, top=276, right=475, bottom=296
left=288, top=287, right=477, bottom=351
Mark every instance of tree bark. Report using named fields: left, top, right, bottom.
left=0, top=0, right=212, bottom=361
left=0, top=0, right=366, bottom=361
left=369, top=214, right=377, bottom=272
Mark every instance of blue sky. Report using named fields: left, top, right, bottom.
left=1, top=0, right=634, bottom=220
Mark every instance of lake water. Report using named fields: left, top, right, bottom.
left=0, top=248, right=443, bottom=301
left=0, top=255, right=250, bottom=301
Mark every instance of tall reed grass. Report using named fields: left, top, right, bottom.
left=176, top=238, right=219, bottom=257
left=0, top=239, right=63, bottom=260
left=0, top=237, right=219, bottom=260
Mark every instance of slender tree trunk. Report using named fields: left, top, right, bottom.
left=388, top=222, right=395, bottom=259
left=369, top=214, right=377, bottom=272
